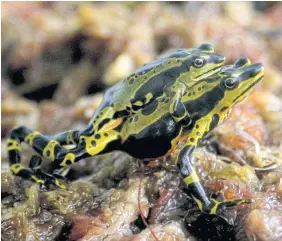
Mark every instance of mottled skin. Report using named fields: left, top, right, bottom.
left=89, top=43, right=225, bottom=133
left=8, top=44, right=264, bottom=223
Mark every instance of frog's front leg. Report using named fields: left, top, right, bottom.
left=178, top=118, right=251, bottom=224
left=168, top=82, right=191, bottom=126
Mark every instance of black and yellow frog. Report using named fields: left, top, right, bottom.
left=7, top=43, right=264, bottom=223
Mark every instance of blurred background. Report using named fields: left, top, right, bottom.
left=1, top=2, right=282, bottom=241
left=2, top=1, right=282, bottom=137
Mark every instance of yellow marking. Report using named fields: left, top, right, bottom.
left=79, top=136, right=86, bottom=144
left=184, top=171, right=200, bottom=185
left=84, top=135, right=104, bottom=156
left=43, top=140, right=60, bottom=161
left=55, top=179, right=67, bottom=189
left=255, top=70, right=264, bottom=80
left=60, top=153, right=76, bottom=167
left=24, top=131, right=40, bottom=145
left=170, top=134, right=182, bottom=151
left=84, top=130, right=119, bottom=156
left=202, top=49, right=214, bottom=54
left=92, top=106, right=115, bottom=131
left=187, top=137, right=198, bottom=146
left=182, top=80, right=219, bottom=102
left=31, top=175, right=45, bottom=184
left=33, top=165, right=41, bottom=170
left=99, top=119, right=122, bottom=132
left=171, top=109, right=189, bottom=123
left=210, top=198, right=220, bottom=214
left=121, top=94, right=170, bottom=138
left=192, top=195, right=203, bottom=211
left=239, top=59, right=251, bottom=68
left=66, top=131, right=76, bottom=145
left=10, top=164, right=24, bottom=174
left=7, top=139, right=21, bottom=151
left=59, top=166, right=71, bottom=177
left=128, top=56, right=184, bottom=96
left=182, top=118, right=209, bottom=148
left=144, top=92, right=153, bottom=103
left=134, top=100, right=143, bottom=106
left=164, top=130, right=187, bottom=162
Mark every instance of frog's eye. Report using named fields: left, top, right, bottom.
left=193, top=58, right=205, bottom=68
left=224, top=78, right=238, bottom=89
left=235, top=57, right=251, bottom=68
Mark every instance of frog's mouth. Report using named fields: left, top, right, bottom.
left=232, top=74, right=264, bottom=104
left=193, top=65, right=222, bottom=81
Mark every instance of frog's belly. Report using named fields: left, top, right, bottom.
left=121, top=114, right=181, bottom=159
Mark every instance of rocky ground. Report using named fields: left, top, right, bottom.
left=1, top=2, right=282, bottom=241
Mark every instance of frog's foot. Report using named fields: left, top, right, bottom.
left=35, top=170, right=68, bottom=189
left=31, top=155, right=69, bottom=189
left=11, top=156, right=68, bottom=189
left=204, top=196, right=253, bottom=225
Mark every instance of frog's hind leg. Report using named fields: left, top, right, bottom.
left=8, top=126, right=84, bottom=188
left=90, top=106, right=125, bottom=134
left=79, top=128, right=122, bottom=157
left=8, top=126, right=121, bottom=188
left=8, top=126, right=67, bottom=188
left=48, top=130, right=80, bottom=145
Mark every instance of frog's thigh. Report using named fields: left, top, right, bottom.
left=81, top=129, right=121, bottom=156
left=92, top=106, right=118, bottom=132
left=120, top=117, right=140, bottom=142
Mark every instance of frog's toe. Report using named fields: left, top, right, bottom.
left=207, top=197, right=253, bottom=225
left=53, top=173, right=69, bottom=184
left=51, top=177, right=68, bottom=189
left=214, top=206, right=235, bottom=225
left=10, top=163, right=46, bottom=185
left=27, top=155, right=68, bottom=188
left=29, top=155, right=42, bottom=169
left=33, top=169, right=68, bottom=189
left=52, top=166, right=71, bottom=179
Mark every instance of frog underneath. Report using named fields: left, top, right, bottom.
left=7, top=47, right=263, bottom=223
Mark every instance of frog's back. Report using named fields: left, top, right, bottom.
left=92, top=44, right=224, bottom=129
left=107, top=49, right=191, bottom=108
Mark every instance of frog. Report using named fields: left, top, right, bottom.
left=7, top=48, right=263, bottom=223
left=120, top=58, right=263, bottom=224
left=86, top=43, right=225, bottom=134
left=7, top=43, right=225, bottom=184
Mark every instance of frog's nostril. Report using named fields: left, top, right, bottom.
left=255, top=63, right=264, bottom=71
left=252, top=63, right=264, bottom=75
left=235, top=58, right=251, bottom=67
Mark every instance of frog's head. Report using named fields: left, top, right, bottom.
left=183, top=58, right=264, bottom=122
left=135, top=44, right=224, bottom=85
left=183, top=43, right=226, bottom=81
left=216, top=57, right=264, bottom=108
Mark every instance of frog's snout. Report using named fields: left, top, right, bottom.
left=244, top=63, right=264, bottom=79
left=253, top=63, right=264, bottom=74
left=212, top=54, right=225, bottom=64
